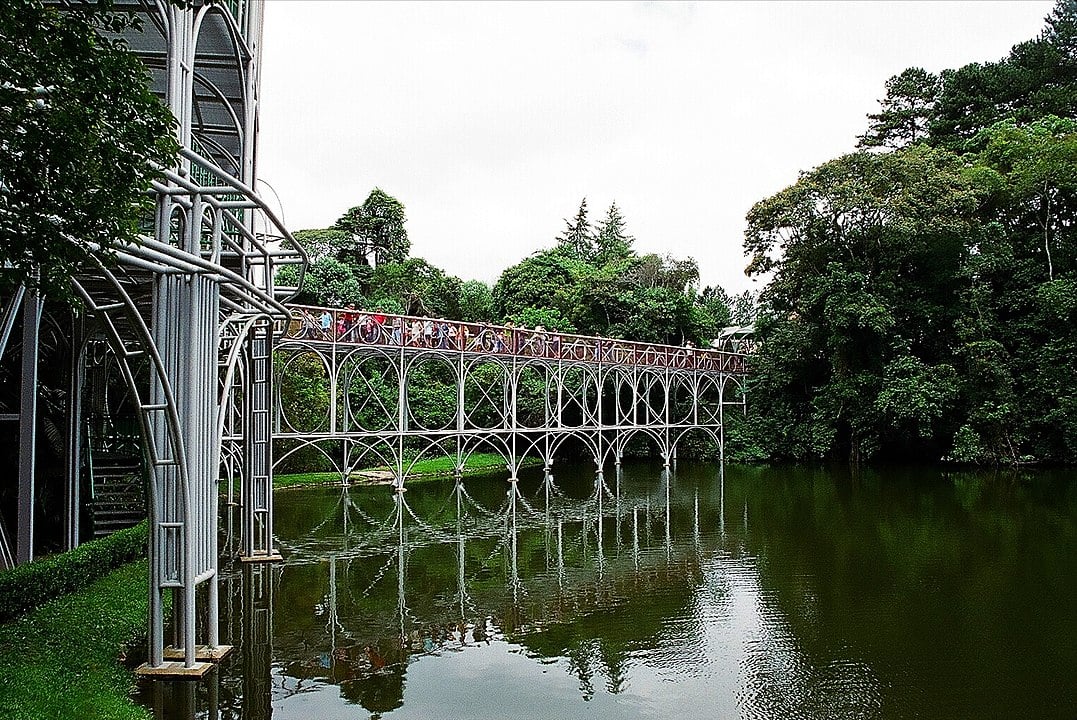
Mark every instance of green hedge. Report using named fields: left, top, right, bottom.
left=0, top=521, right=148, bottom=623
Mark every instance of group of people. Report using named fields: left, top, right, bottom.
left=290, top=306, right=734, bottom=371
left=294, top=307, right=563, bottom=356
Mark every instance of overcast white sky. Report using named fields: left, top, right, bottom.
left=258, top=1, right=1055, bottom=293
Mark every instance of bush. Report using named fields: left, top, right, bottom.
left=0, top=521, right=148, bottom=623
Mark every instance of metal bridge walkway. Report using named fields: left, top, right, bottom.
left=273, top=305, right=749, bottom=487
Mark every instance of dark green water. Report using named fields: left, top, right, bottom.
left=154, top=463, right=1077, bottom=719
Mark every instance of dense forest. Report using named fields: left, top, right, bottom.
left=741, top=0, right=1077, bottom=465
left=280, top=1, right=1077, bottom=467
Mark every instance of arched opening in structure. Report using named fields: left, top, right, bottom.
left=405, top=354, right=458, bottom=432
left=275, top=349, right=332, bottom=434
left=462, top=358, right=508, bottom=431
left=339, top=349, right=398, bottom=433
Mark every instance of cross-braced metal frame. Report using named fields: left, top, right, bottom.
left=274, top=306, right=749, bottom=495
left=1, top=0, right=305, bottom=677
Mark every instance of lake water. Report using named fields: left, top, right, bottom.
left=148, top=462, right=1077, bottom=719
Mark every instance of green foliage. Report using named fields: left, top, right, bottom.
left=0, top=560, right=154, bottom=720
left=290, top=227, right=350, bottom=263
left=744, top=146, right=983, bottom=462
left=0, top=0, right=177, bottom=300
left=926, top=1, right=1077, bottom=151
left=556, top=197, right=597, bottom=262
left=743, top=4, right=1077, bottom=465
left=493, top=204, right=717, bottom=345
left=369, top=258, right=461, bottom=317
left=628, top=253, right=699, bottom=293
left=493, top=247, right=586, bottom=321
left=335, top=188, right=410, bottom=266
left=0, top=521, right=147, bottom=623
left=458, top=279, right=494, bottom=322
left=507, top=306, right=576, bottom=333
left=857, top=67, right=940, bottom=149
left=281, top=255, right=366, bottom=307
left=593, top=201, right=635, bottom=266
left=276, top=353, right=333, bottom=472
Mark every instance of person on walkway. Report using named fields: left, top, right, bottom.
left=391, top=316, right=403, bottom=346
left=341, top=304, right=358, bottom=342
left=299, top=309, right=317, bottom=339
left=353, top=312, right=370, bottom=342
left=423, top=318, right=434, bottom=347
left=504, top=321, right=516, bottom=353
left=319, top=309, right=333, bottom=339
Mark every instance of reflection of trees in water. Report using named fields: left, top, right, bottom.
left=339, top=660, right=404, bottom=716
left=257, top=465, right=753, bottom=712
left=208, top=464, right=1077, bottom=720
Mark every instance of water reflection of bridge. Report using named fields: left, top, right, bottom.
left=189, top=466, right=749, bottom=720
left=274, top=305, right=749, bottom=485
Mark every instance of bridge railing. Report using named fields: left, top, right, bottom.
left=281, top=305, right=748, bottom=374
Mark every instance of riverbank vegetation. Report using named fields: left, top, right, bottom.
left=0, top=525, right=153, bottom=718
left=0, top=522, right=148, bottom=623
left=0, top=560, right=152, bottom=720
left=740, top=0, right=1077, bottom=465
left=273, top=452, right=539, bottom=489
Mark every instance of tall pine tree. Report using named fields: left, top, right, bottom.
left=556, top=198, right=596, bottom=261
left=594, top=202, right=635, bottom=266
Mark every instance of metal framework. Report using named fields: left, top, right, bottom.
left=274, top=305, right=748, bottom=491
left=1, top=0, right=304, bottom=677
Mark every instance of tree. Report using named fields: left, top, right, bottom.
left=950, top=116, right=1077, bottom=463
left=593, top=202, right=634, bottom=266
left=368, top=258, right=461, bottom=318
left=458, top=280, right=494, bottom=322
left=0, top=0, right=177, bottom=299
left=289, top=227, right=350, bottom=263
left=493, top=248, right=587, bottom=322
left=858, top=67, right=940, bottom=150
left=334, top=188, right=410, bottom=267
left=276, top=227, right=370, bottom=306
left=629, top=254, right=699, bottom=293
left=556, top=198, right=596, bottom=262
left=744, top=146, right=982, bottom=462
left=697, top=285, right=733, bottom=337
left=287, top=257, right=365, bottom=308
left=927, top=1, right=1077, bottom=151
left=975, top=116, right=1077, bottom=281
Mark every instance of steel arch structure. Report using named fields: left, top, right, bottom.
left=1, top=0, right=305, bottom=677
left=274, top=306, right=748, bottom=490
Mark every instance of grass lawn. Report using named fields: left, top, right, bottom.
left=274, top=452, right=541, bottom=489
left=0, top=560, right=152, bottom=720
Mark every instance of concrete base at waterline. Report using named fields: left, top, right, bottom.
left=162, top=644, right=234, bottom=663
left=135, top=660, right=215, bottom=680
left=238, top=550, right=283, bottom=563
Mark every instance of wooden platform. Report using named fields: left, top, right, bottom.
left=238, top=550, right=283, bottom=563
left=135, top=661, right=214, bottom=679
left=162, top=644, right=233, bottom=662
